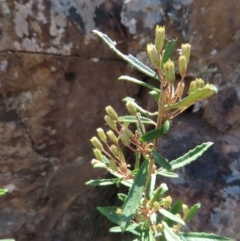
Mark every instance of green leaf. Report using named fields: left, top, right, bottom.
left=162, top=221, right=182, bottom=241
left=110, top=223, right=142, bottom=236
left=146, top=174, right=156, bottom=199
left=161, top=40, right=177, bottom=65
left=92, top=30, right=159, bottom=81
left=139, top=127, right=164, bottom=142
left=0, top=239, right=15, bottom=241
left=120, top=160, right=148, bottom=231
left=166, top=84, right=218, bottom=110
left=185, top=203, right=201, bottom=222
left=123, top=97, right=158, bottom=117
left=152, top=151, right=171, bottom=171
left=165, top=200, right=183, bottom=227
left=159, top=209, right=185, bottom=226
left=86, top=178, right=119, bottom=186
left=149, top=90, right=160, bottom=103
left=171, top=142, right=213, bottom=170
left=117, top=193, right=127, bottom=203
left=157, top=170, right=178, bottom=178
left=150, top=183, right=168, bottom=205
left=119, top=76, right=160, bottom=92
left=0, top=189, right=7, bottom=196
left=179, top=232, right=233, bottom=241
left=119, top=115, right=156, bottom=125
left=97, top=206, right=121, bottom=225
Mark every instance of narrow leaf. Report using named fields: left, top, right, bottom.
left=119, top=76, right=160, bottom=92
left=171, top=142, right=213, bottom=170
left=119, top=115, right=156, bottom=125
left=179, top=232, right=232, bottom=241
left=185, top=203, right=201, bottom=222
left=92, top=30, right=159, bottom=81
left=86, top=178, right=119, bottom=186
left=97, top=206, right=121, bottom=225
left=117, top=193, right=127, bottom=203
left=149, top=90, right=160, bottom=103
left=162, top=40, right=177, bottom=65
left=146, top=174, right=156, bottom=199
left=123, top=97, right=158, bottom=117
left=157, top=170, right=178, bottom=178
left=110, top=223, right=142, bottom=236
left=166, top=84, right=217, bottom=110
left=140, top=127, right=164, bottom=142
left=150, top=183, right=168, bottom=205
left=162, top=221, right=182, bottom=241
left=120, top=160, right=148, bottom=231
left=0, top=189, right=7, bottom=196
left=159, top=209, right=185, bottom=226
left=165, top=200, right=183, bottom=227
left=152, top=151, right=171, bottom=171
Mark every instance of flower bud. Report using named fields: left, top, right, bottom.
left=156, top=223, right=164, bottom=232
left=97, top=128, right=107, bottom=143
left=152, top=201, right=160, bottom=211
left=181, top=43, right=191, bottom=63
left=110, top=144, right=120, bottom=157
left=182, top=204, right=189, bottom=217
left=126, top=102, right=137, bottom=116
left=106, top=130, right=118, bottom=145
left=109, top=159, right=118, bottom=170
left=162, top=195, right=172, bottom=208
left=178, top=55, right=187, bottom=76
left=105, top=106, right=118, bottom=121
left=90, top=137, right=103, bottom=151
left=104, top=115, right=117, bottom=129
left=116, top=208, right=122, bottom=215
left=147, top=43, right=160, bottom=67
left=175, top=82, right=185, bottom=99
left=93, top=148, right=103, bottom=161
left=163, top=60, right=175, bottom=84
left=155, top=25, right=165, bottom=52
left=120, top=126, right=133, bottom=146
left=188, top=80, right=197, bottom=94
left=195, top=78, right=205, bottom=89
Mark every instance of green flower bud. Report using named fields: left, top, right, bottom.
left=104, top=115, right=117, bottom=129
left=163, top=60, right=175, bottom=84
left=156, top=223, right=164, bottom=232
left=105, top=105, right=118, bottom=121
left=93, top=148, right=103, bottom=161
left=178, top=55, right=187, bottom=76
left=152, top=201, right=160, bottom=211
left=126, top=102, right=137, bottom=116
left=181, top=43, right=191, bottom=63
left=90, top=136, right=103, bottom=151
left=106, top=130, right=118, bottom=145
left=175, top=82, right=185, bottom=99
left=188, top=80, right=197, bottom=94
left=97, top=128, right=107, bottom=142
left=162, top=195, right=172, bottom=209
left=147, top=43, right=160, bottom=67
left=109, top=159, right=118, bottom=170
left=182, top=204, right=189, bottom=217
left=110, top=144, right=120, bottom=157
left=116, top=208, right=122, bottom=215
left=155, top=25, right=165, bottom=52
left=195, top=78, right=205, bottom=89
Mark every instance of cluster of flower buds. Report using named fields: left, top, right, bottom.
left=188, top=78, right=205, bottom=94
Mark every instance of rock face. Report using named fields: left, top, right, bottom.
left=0, top=0, right=240, bottom=240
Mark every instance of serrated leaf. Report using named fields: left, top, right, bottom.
left=162, top=40, right=177, bottom=65
left=140, top=127, right=164, bottom=142
left=185, top=203, right=201, bottom=222
left=123, top=97, right=158, bottom=117
left=119, top=115, right=156, bottom=125
left=110, top=223, right=142, bottom=236
left=179, top=232, right=232, bottom=241
left=162, top=221, right=182, bottom=241
left=119, top=76, right=160, bottom=92
left=171, top=142, right=213, bottom=170
left=97, top=206, right=121, bottom=225
left=92, top=30, right=159, bottom=81
left=120, top=160, right=148, bottom=231
left=86, top=178, right=119, bottom=186
left=157, top=170, right=178, bottom=178
left=166, top=84, right=217, bottom=110
left=0, top=189, right=7, bottom=196
left=152, top=151, right=171, bottom=171
left=159, top=209, right=185, bottom=226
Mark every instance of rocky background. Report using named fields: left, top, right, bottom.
left=0, top=0, right=239, bottom=240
